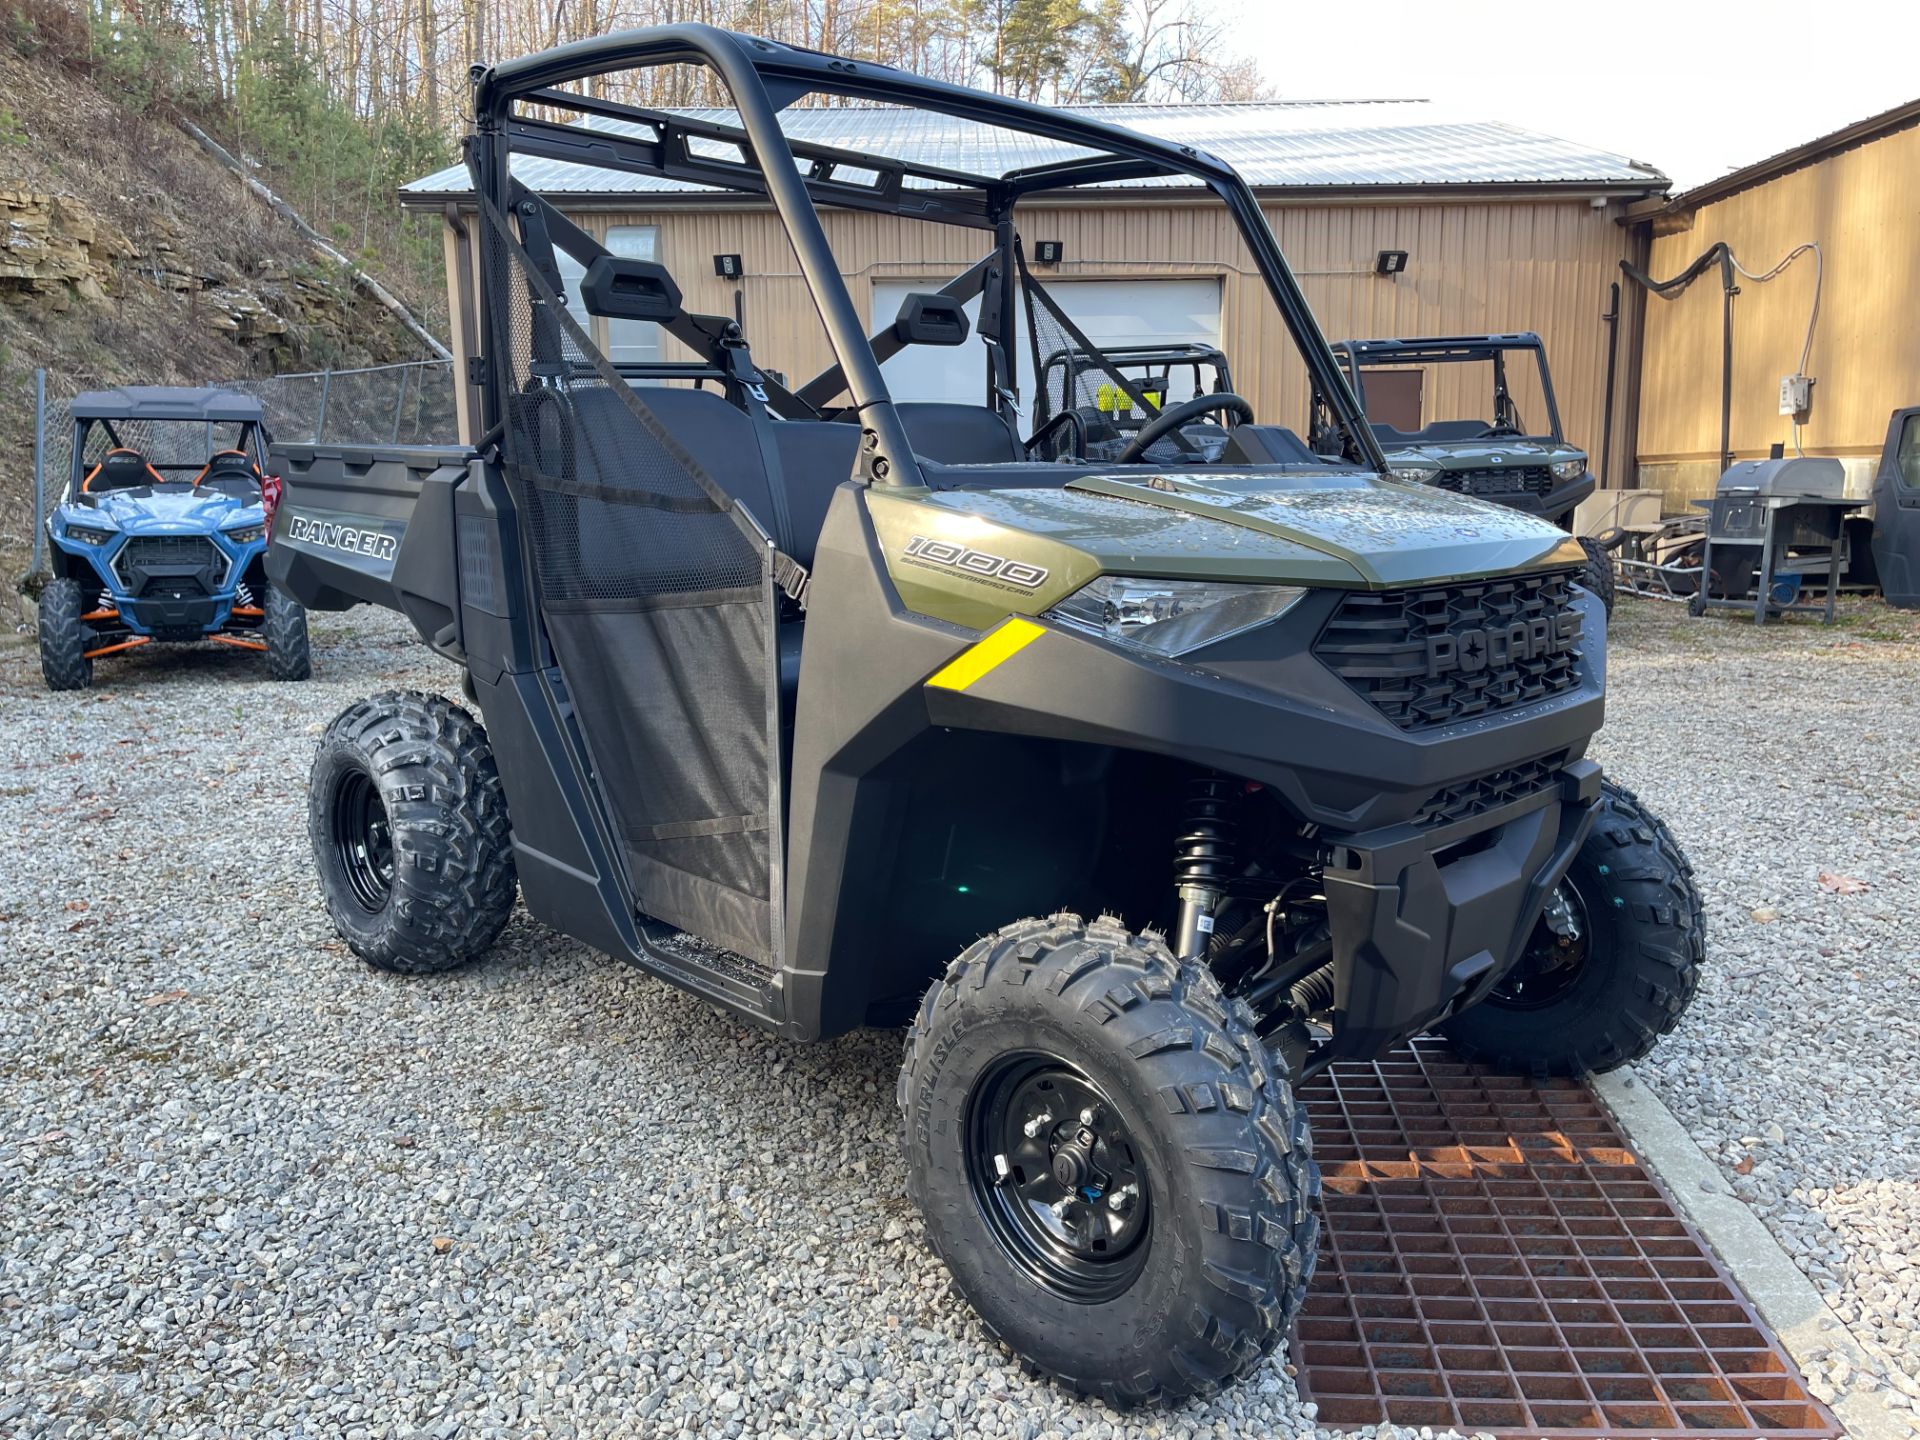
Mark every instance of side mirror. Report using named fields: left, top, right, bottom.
left=892, top=292, right=970, bottom=347
left=580, top=257, right=682, bottom=323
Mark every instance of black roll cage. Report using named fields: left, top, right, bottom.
left=68, top=414, right=268, bottom=496
left=466, top=22, right=1387, bottom=484
left=1321, top=334, right=1568, bottom=444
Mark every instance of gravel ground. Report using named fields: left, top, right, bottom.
left=2, top=593, right=1916, bottom=1438
left=1592, top=596, right=1920, bottom=1430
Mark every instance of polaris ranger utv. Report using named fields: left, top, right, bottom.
left=270, top=26, right=1703, bottom=1406
left=1310, top=335, right=1615, bottom=612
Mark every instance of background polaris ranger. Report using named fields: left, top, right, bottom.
left=1310, top=335, right=1616, bottom=613
left=269, top=24, right=1703, bottom=1407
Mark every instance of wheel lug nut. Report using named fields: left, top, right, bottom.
left=1079, top=1105, right=1101, bottom=1126
left=1108, top=1183, right=1138, bottom=1214
left=1023, top=1112, right=1052, bottom=1139
left=1050, top=1197, right=1073, bottom=1220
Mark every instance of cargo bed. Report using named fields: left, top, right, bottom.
left=266, top=442, right=478, bottom=664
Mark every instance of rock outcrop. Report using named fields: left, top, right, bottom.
left=0, top=187, right=134, bottom=304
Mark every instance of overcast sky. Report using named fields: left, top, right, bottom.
left=1228, top=0, right=1917, bottom=191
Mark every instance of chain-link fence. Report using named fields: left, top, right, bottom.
left=224, top=360, right=458, bottom=448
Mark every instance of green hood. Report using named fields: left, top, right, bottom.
left=1383, top=436, right=1584, bottom=471
left=868, top=471, right=1584, bottom=630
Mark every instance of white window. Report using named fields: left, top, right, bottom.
left=605, top=224, right=662, bottom=365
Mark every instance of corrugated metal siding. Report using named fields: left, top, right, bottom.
left=456, top=194, right=1638, bottom=470
left=1636, top=121, right=1920, bottom=506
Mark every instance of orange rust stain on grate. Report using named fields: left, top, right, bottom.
left=1291, top=1039, right=1838, bottom=1439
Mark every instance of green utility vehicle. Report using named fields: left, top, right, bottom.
left=1311, top=335, right=1614, bottom=611
left=270, top=26, right=1702, bottom=1406
left=1032, top=341, right=1238, bottom=463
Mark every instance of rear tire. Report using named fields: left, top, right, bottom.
left=309, top=691, right=516, bottom=974
left=1439, top=781, right=1703, bottom=1075
left=37, top=577, right=93, bottom=691
left=1577, top=536, right=1616, bottom=617
left=263, top=584, right=312, bottom=681
left=899, top=915, right=1319, bottom=1406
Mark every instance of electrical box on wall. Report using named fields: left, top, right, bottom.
left=1779, top=373, right=1814, bottom=417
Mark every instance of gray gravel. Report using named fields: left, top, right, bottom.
left=2, top=594, right=1915, bottom=1437
left=1593, top=597, right=1920, bottom=1427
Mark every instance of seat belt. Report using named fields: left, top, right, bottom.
left=719, top=322, right=810, bottom=609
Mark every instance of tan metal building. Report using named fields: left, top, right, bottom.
left=405, top=101, right=1670, bottom=468
left=1627, top=99, right=1920, bottom=507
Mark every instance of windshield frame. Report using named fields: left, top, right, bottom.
left=1330, top=336, right=1567, bottom=445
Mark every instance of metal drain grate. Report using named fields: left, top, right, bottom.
left=1292, top=1040, right=1838, bottom=1438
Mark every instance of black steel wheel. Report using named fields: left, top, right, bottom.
left=310, top=691, right=517, bottom=974
left=1486, top=881, right=1591, bottom=1011
left=900, top=915, right=1319, bottom=1406
left=329, top=769, right=395, bottom=913
left=1440, top=780, right=1704, bottom=1075
left=965, top=1054, right=1152, bottom=1304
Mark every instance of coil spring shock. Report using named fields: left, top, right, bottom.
left=1173, top=774, right=1238, bottom=962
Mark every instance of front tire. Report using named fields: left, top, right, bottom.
left=1440, top=781, right=1703, bottom=1075
left=37, top=577, right=93, bottom=691
left=263, top=584, right=312, bottom=681
left=309, top=691, right=516, bottom=974
left=899, top=915, right=1319, bottom=1406
left=1578, top=535, right=1616, bottom=618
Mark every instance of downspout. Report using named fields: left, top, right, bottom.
left=1599, top=281, right=1619, bottom=487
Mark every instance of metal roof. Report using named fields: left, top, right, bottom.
left=401, top=100, right=1667, bottom=202
left=1664, top=94, right=1920, bottom=212
left=68, top=386, right=264, bottom=422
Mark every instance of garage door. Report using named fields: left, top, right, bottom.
left=872, top=277, right=1222, bottom=428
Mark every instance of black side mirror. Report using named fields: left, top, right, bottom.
left=892, top=292, right=970, bottom=347
left=580, top=257, right=683, bottom=323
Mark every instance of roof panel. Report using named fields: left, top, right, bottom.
left=68, top=386, right=265, bottom=422
left=403, top=99, right=1666, bottom=199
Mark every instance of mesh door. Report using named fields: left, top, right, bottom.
left=483, top=202, right=781, bottom=966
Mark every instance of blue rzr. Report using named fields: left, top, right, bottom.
left=38, top=386, right=311, bottom=689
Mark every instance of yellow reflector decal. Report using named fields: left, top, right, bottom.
left=926, top=617, right=1046, bottom=692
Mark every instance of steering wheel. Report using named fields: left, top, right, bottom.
left=1118, top=393, right=1255, bottom=464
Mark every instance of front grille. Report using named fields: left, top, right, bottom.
left=1316, top=571, right=1584, bottom=731
left=115, top=535, right=226, bottom=597
left=1416, top=752, right=1565, bottom=828
left=1434, top=465, right=1553, bottom=498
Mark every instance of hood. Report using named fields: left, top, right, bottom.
left=868, top=469, right=1585, bottom=630
left=66, top=485, right=263, bottom=535
left=1382, top=437, right=1581, bottom=470
left=1062, top=472, right=1580, bottom=586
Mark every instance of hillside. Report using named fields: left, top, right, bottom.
left=0, top=34, right=443, bottom=595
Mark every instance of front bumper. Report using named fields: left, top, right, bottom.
left=118, top=594, right=228, bottom=638
left=1320, top=758, right=1600, bottom=1063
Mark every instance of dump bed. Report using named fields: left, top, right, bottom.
left=266, top=442, right=477, bottom=662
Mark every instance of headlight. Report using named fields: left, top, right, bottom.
left=65, top=524, right=114, bottom=547
left=1388, top=464, right=1439, bottom=485
left=1551, top=458, right=1587, bottom=481
left=1045, top=576, right=1307, bottom=658
left=224, top=524, right=266, bottom=545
